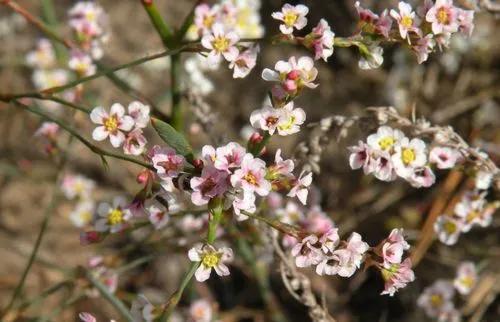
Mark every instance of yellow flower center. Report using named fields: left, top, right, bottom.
left=283, top=12, right=298, bottom=26
left=80, top=211, right=92, bottom=223
left=437, top=8, right=449, bottom=24
left=202, top=252, right=220, bottom=268
left=212, top=36, right=230, bottom=52
left=443, top=221, right=457, bottom=234
left=86, top=11, right=96, bottom=22
left=460, top=276, right=474, bottom=288
left=466, top=210, right=480, bottom=223
left=107, top=208, right=123, bottom=225
left=203, top=15, right=215, bottom=28
left=244, top=172, right=258, bottom=186
left=401, top=16, right=413, bottom=28
left=104, top=116, right=118, bottom=133
left=402, top=148, right=416, bottom=165
left=430, top=294, right=443, bottom=307
left=278, top=116, right=296, bottom=131
left=378, top=136, right=395, bottom=150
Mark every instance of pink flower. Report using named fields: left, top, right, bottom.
left=68, top=1, right=107, bottom=40
left=188, top=244, right=233, bottom=282
left=189, top=299, right=213, bottom=322
left=375, top=10, right=393, bottom=38
left=194, top=3, right=220, bottom=34
left=453, top=261, right=477, bottom=295
left=287, top=171, right=312, bottom=205
left=26, top=39, right=56, bottom=69
left=61, top=173, right=95, bottom=199
left=382, top=228, right=410, bottom=267
left=123, top=128, right=147, bottom=155
left=147, top=204, right=169, bottom=230
left=380, top=258, right=415, bottom=296
left=354, top=1, right=379, bottom=23
left=453, top=191, right=486, bottom=232
left=271, top=3, right=309, bottom=35
left=332, top=232, right=369, bottom=277
left=417, top=280, right=455, bottom=318
left=190, top=166, right=229, bottom=206
left=79, top=312, right=97, bottom=322
left=372, top=152, right=397, bottom=182
left=408, top=166, right=436, bottom=188
left=90, top=104, right=135, bottom=148
left=250, top=105, right=283, bottom=135
left=348, top=141, right=375, bottom=174
left=35, top=122, right=59, bottom=139
left=434, top=215, right=462, bottom=245
left=68, top=50, right=96, bottom=76
left=304, top=206, right=335, bottom=235
left=426, top=0, right=459, bottom=35
left=429, top=146, right=461, bottom=169
left=308, top=19, right=335, bottom=61
left=230, top=153, right=271, bottom=196
left=229, top=45, right=259, bottom=78
left=201, top=23, right=239, bottom=65
left=319, top=228, right=340, bottom=254
left=262, top=56, right=318, bottom=93
left=151, top=146, right=185, bottom=179
left=291, top=235, right=323, bottom=267
left=390, top=2, right=421, bottom=44
left=413, top=34, right=435, bottom=64
left=214, top=142, right=246, bottom=172
left=267, top=149, right=295, bottom=181
left=457, top=9, right=474, bottom=36
left=127, top=101, right=150, bottom=129
left=232, top=190, right=256, bottom=221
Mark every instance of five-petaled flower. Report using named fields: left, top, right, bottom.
left=188, top=244, right=234, bottom=282
left=201, top=23, right=240, bottom=65
left=271, top=3, right=309, bottom=35
left=90, top=104, right=134, bottom=147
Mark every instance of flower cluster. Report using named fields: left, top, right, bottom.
left=356, top=0, right=474, bottom=66
left=193, top=0, right=262, bottom=78
left=418, top=261, right=478, bottom=321
left=349, top=126, right=465, bottom=188
left=61, top=173, right=97, bottom=228
left=434, top=189, right=499, bottom=245
left=90, top=101, right=150, bottom=154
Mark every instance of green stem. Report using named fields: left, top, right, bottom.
left=141, top=0, right=174, bottom=48
left=40, top=0, right=67, bottom=62
left=158, top=198, right=224, bottom=322
left=13, top=101, right=153, bottom=170
left=85, top=270, right=134, bottom=322
left=169, top=53, right=183, bottom=131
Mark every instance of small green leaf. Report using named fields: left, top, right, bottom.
left=151, top=118, right=194, bottom=162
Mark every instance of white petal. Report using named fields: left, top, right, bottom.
left=110, top=103, right=125, bottom=117
left=90, top=106, right=107, bottom=124
left=92, top=126, right=109, bottom=141
left=109, top=131, right=125, bottom=147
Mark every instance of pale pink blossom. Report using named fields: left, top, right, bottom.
left=319, top=228, right=340, bottom=254
left=426, top=0, right=459, bottom=35
left=214, top=142, right=246, bottom=172
left=382, top=228, right=410, bottom=267
left=417, top=280, right=455, bottom=318
left=380, top=258, right=415, bottom=296
left=189, top=299, right=213, bottom=322
left=35, top=122, right=59, bottom=139
left=457, top=9, right=474, bottom=36
left=453, top=191, right=486, bottom=232
left=230, top=153, right=271, bottom=196
left=291, top=235, right=323, bottom=268
left=229, top=45, right=259, bottom=78
left=267, top=149, right=295, bottom=181
left=271, top=3, right=308, bottom=35
left=90, top=104, right=134, bottom=148
left=430, top=146, right=461, bottom=169
left=434, top=215, right=462, bottom=245
left=123, top=128, right=147, bottom=156
left=61, top=173, right=95, bottom=200
left=249, top=105, right=283, bottom=135
left=408, top=166, right=436, bottom=188
left=79, top=312, right=97, bottom=322
left=69, top=200, right=95, bottom=228
left=201, top=23, right=239, bottom=65
left=147, top=204, right=169, bottom=230
left=413, top=34, right=435, bottom=64
left=358, top=45, right=384, bottom=70
left=354, top=1, right=379, bottom=23
left=151, top=146, right=185, bottom=179
left=26, top=39, right=56, bottom=69
left=390, top=2, right=420, bottom=43
left=372, top=152, right=397, bottom=182
left=188, top=244, right=233, bottom=282
left=191, top=166, right=229, bottom=205
left=453, top=261, right=477, bottom=295
left=287, top=171, right=312, bottom=205
left=68, top=50, right=96, bottom=76
left=262, top=56, right=318, bottom=93
left=348, top=141, right=376, bottom=174
left=308, top=19, right=335, bottom=61
left=304, top=206, right=335, bottom=235
left=232, top=190, right=256, bottom=221
left=68, top=1, right=107, bottom=39
left=375, top=10, right=393, bottom=38
left=194, top=4, right=220, bottom=34
left=332, top=232, right=369, bottom=277
left=128, top=101, right=150, bottom=129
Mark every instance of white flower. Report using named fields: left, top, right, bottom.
left=231, top=190, right=256, bottom=221
left=417, top=280, right=455, bottom=318
left=262, top=56, right=318, bottom=93
left=26, top=39, right=56, bottom=69
left=359, top=45, right=384, bottom=70
left=127, top=101, right=150, bottom=129
left=475, top=170, right=493, bottom=190
left=188, top=244, right=233, bottom=282
left=69, top=200, right=95, bottom=228
left=201, top=23, right=239, bottom=65
left=147, top=203, right=169, bottom=230
left=271, top=3, right=309, bottom=35
left=392, top=138, right=427, bottom=178
left=332, top=232, right=369, bottom=277
left=453, top=261, right=477, bottom=295
left=367, top=126, right=406, bottom=153
left=287, top=171, right=312, bottom=205
left=61, top=174, right=95, bottom=200
left=90, top=104, right=135, bottom=148
left=250, top=105, right=283, bottom=135
left=276, top=101, right=306, bottom=136
left=189, top=299, right=213, bottom=322
left=68, top=50, right=96, bottom=76
left=434, top=215, right=462, bottom=245
left=390, top=2, right=420, bottom=43
left=229, top=45, right=259, bottom=78
left=95, top=197, right=132, bottom=233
